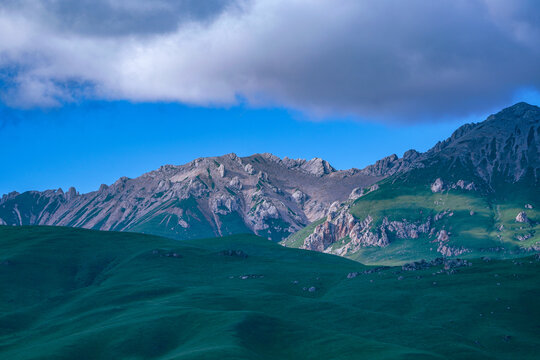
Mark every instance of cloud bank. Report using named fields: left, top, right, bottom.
left=0, top=0, right=539, bottom=121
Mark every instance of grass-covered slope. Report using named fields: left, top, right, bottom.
left=1, top=226, right=539, bottom=359
left=284, top=161, right=538, bottom=265
left=347, top=161, right=539, bottom=264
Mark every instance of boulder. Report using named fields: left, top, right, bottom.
left=348, top=187, right=364, bottom=201
left=516, top=211, right=529, bottom=223
left=244, top=164, right=255, bottom=175
left=218, top=164, right=225, bottom=178
left=437, top=229, right=449, bottom=242
left=292, top=189, right=307, bottom=204
left=431, top=178, right=444, bottom=193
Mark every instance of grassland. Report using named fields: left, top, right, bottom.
left=0, top=226, right=538, bottom=359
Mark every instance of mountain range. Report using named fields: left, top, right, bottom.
left=0, top=153, right=382, bottom=241
left=1, top=102, right=539, bottom=263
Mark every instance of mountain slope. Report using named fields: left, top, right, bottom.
left=2, top=102, right=539, bottom=259
left=0, top=153, right=382, bottom=241
left=1, top=226, right=539, bottom=359
left=283, top=102, right=540, bottom=263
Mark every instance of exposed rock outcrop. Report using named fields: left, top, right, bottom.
left=218, top=164, right=225, bottom=178
left=244, top=163, right=255, bottom=175
left=300, top=158, right=335, bottom=177
left=516, top=212, right=529, bottom=223
left=431, top=178, right=444, bottom=193
left=348, top=187, right=364, bottom=201
left=431, top=178, right=475, bottom=193
left=292, top=189, right=307, bottom=204
left=302, top=205, right=442, bottom=255
left=301, top=201, right=478, bottom=257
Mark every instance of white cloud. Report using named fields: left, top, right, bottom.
left=0, top=0, right=539, bottom=120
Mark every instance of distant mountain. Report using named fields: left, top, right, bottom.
left=2, top=103, right=539, bottom=261
left=0, top=153, right=383, bottom=241
left=283, top=102, right=540, bottom=263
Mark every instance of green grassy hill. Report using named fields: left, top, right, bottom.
left=1, top=226, right=539, bottom=359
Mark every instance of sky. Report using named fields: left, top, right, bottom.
left=1, top=1, right=540, bottom=195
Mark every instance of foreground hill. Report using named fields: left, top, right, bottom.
left=0, top=226, right=539, bottom=359
left=284, top=102, right=540, bottom=263
left=0, top=153, right=382, bottom=242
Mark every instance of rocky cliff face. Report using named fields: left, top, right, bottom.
left=301, top=196, right=468, bottom=257
left=0, top=153, right=383, bottom=241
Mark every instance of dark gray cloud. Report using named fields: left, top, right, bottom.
left=0, top=0, right=237, bottom=35
left=0, top=0, right=539, bottom=121
left=45, top=0, right=237, bottom=36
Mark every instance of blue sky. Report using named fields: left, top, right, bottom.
left=0, top=101, right=460, bottom=195
left=1, top=90, right=539, bottom=196
left=1, top=1, right=539, bottom=195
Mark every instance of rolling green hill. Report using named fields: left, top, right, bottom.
left=1, top=226, right=539, bottom=359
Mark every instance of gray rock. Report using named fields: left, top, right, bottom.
left=292, top=189, right=307, bottom=204
left=431, top=178, right=444, bottom=193
left=244, top=163, right=255, bottom=175
left=516, top=211, right=529, bottom=223
left=348, top=187, right=364, bottom=201
left=218, top=164, right=225, bottom=178
left=516, top=233, right=533, bottom=241
left=437, top=230, right=449, bottom=242
left=300, top=158, right=335, bottom=177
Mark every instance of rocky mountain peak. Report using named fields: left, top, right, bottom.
left=359, top=150, right=422, bottom=177
left=425, top=102, right=540, bottom=184
left=66, top=187, right=78, bottom=200
left=403, top=149, right=420, bottom=160
left=490, top=102, right=540, bottom=121
left=301, top=158, right=336, bottom=177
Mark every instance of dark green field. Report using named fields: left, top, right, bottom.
left=1, top=226, right=539, bottom=359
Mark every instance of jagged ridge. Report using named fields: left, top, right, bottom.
left=0, top=153, right=382, bottom=241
